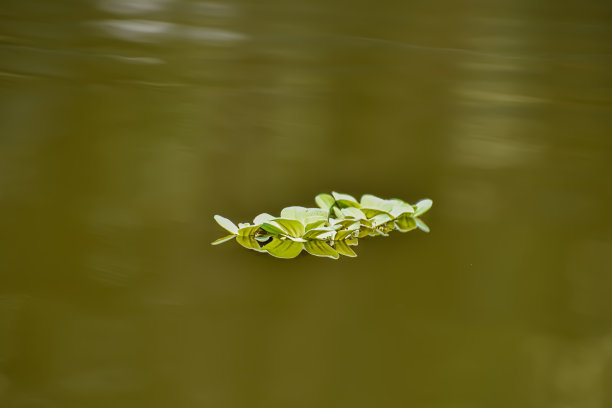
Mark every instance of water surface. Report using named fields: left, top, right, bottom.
left=1, top=0, right=612, bottom=407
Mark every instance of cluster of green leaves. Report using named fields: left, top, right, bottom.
left=212, top=192, right=432, bottom=259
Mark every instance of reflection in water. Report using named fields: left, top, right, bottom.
left=97, top=0, right=172, bottom=15
left=526, top=334, right=612, bottom=408
left=94, top=0, right=245, bottom=44
left=451, top=16, right=544, bottom=170
left=92, top=19, right=246, bottom=44
left=93, top=19, right=174, bottom=43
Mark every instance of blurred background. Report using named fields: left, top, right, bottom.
left=1, top=0, right=612, bottom=407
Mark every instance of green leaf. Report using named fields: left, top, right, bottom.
left=360, top=194, right=393, bottom=212
left=304, top=241, right=339, bottom=259
left=395, top=215, right=417, bottom=232
left=261, top=222, right=287, bottom=236
left=389, top=208, right=412, bottom=218
left=341, top=207, right=366, bottom=219
left=360, top=194, right=383, bottom=208
left=237, top=225, right=260, bottom=236
left=265, top=237, right=304, bottom=259
left=253, top=213, right=275, bottom=225
left=358, top=218, right=373, bottom=228
left=370, top=213, right=393, bottom=227
left=361, top=208, right=391, bottom=219
left=303, top=228, right=333, bottom=240
left=315, top=193, right=335, bottom=210
left=236, top=235, right=265, bottom=252
left=305, top=220, right=327, bottom=231
left=346, top=221, right=361, bottom=231
left=415, top=218, right=430, bottom=233
left=334, top=240, right=357, bottom=257
left=413, top=199, right=433, bottom=217
left=280, top=206, right=308, bottom=223
left=332, top=191, right=357, bottom=203
left=305, top=217, right=327, bottom=227
left=332, top=191, right=360, bottom=208
left=214, top=215, right=239, bottom=234
left=211, top=235, right=236, bottom=245
left=273, top=219, right=305, bottom=238
left=358, top=228, right=378, bottom=238
left=389, top=200, right=414, bottom=218
left=306, top=208, right=329, bottom=218
left=335, top=229, right=355, bottom=241
left=331, top=219, right=360, bottom=229
left=345, top=237, right=358, bottom=246
left=332, top=206, right=344, bottom=219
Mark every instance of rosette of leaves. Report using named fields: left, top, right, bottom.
left=212, top=192, right=432, bottom=259
left=314, top=192, right=432, bottom=235
left=359, top=194, right=432, bottom=234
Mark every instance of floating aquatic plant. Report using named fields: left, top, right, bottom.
left=212, top=192, right=432, bottom=259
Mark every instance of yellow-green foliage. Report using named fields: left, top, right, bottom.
left=212, top=192, right=432, bottom=259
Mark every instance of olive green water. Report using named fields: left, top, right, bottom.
left=2, top=0, right=612, bottom=407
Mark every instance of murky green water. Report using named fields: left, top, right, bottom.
left=2, top=0, right=612, bottom=406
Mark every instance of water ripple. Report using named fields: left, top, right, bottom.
left=91, top=19, right=247, bottom=44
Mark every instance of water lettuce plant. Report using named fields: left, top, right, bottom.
left=212, top=192, right=432, bottom=259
